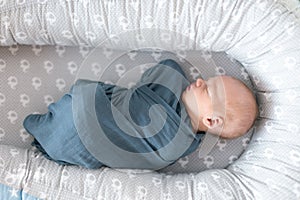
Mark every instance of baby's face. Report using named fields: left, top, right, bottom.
left=181, top=77, right=225, bottom=122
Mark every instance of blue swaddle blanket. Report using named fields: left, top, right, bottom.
left=23, top=59, right=204, bottom=170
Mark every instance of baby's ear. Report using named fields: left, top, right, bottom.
left=202, top=115, right=224, bottom=129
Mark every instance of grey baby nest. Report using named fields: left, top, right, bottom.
left=0, top=0, right=299, bottom=199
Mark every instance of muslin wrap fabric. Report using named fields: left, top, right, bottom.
left=23, top=59, right=204, bottom=170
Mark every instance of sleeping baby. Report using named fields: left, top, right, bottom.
left=23, top=59, right=258, bottom=170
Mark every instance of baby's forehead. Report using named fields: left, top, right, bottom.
left=206, top=76, right=222, bottom=83
left=205, top=76, right=224, bottom=90
left=207, top=76, right=244, bottom=89
left=206, top=76, right=249, bottom=103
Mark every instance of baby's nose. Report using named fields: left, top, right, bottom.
left=196, top=78, right=205, bottom=87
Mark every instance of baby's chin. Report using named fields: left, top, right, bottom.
left=180, top=90, right=188, bottom=105
left=181, top=90, right=199, bottom=113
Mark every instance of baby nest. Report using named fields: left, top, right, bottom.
left=0, top=0, right=299, bottom=199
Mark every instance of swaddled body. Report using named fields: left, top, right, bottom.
left=23, top=59, right=204, bottom=170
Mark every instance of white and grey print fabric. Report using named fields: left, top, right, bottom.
left=0, top=0, right=299, bottom=199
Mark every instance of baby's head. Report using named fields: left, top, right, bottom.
left=181, top=75, right=258, bottom=139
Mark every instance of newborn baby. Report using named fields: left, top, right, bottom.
left=23, top=59, right=257, bottom=170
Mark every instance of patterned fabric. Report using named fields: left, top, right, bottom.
left=0, top=183, right=40, bottom=200
left=0, top=0, right=299, bottom=199
left=0, top=144, right=247, bottom=199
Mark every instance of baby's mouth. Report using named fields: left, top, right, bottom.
left=186, top=85, right=191, bottom=91
left=186, top=83, right=194, bottom=91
